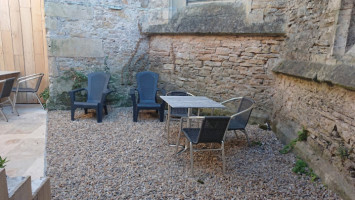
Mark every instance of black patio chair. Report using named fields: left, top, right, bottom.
left=165, top=91, right=194, bottom=143
left=221, top=97, right=255, bottom=146
left=12, top=73, right=44, bottom=110
left=69, top=72, right=112, bottom=123
left=0, top=77, right=18, bottom=121
left=130, top=71, right=166, bottom=122
left=176, top=116, right=231, bottom=175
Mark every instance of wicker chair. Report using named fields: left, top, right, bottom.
left=164, top=91, right=194, bottom=144
left=176, top=116, right=231, bottom=175
left=0, top=77, right=18, bottom=121
left=130, top=71, right=165, bottom=122
left=221, top=97, right=255, bottom=146
left=69, top=72, right=112, bottom=123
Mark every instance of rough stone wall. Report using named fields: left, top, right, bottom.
left=149, top=35, right=283, bottom=120
left=45, top=0, right=168, bottom=108
left=273, top=75, right=355, bottom=184
left=282, top=0, right=339, bottom=64
left=272, top=0, right=355, bottom=195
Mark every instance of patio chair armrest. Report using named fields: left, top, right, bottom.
left=69, top=88, right=87, bottom=103
left=101, top=89, right=114, bottom=103
left=230, top=104, right=255, bottom=118
left=220, top=97, right=243, bottom=105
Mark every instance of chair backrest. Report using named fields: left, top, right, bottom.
left=17, top=73, right=44, bottom=92
left=197, top=116, right=230, bottom=143
left=33, top=73, right=44, bottom=92
left=167, top=91, right=192, bottom=116
left=229, top=97, right=254, bottom=129
left=87, top=72, right=110, bottom=102
left=0, top=77, right=16, bottom=98
left=136, top=71, right=158, bottom=103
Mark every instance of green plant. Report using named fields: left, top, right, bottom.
left=297, top=128, right=308, bottom=141
left=0, top=156, right=9, bottom=168
left=251, top=141, right=262, bottom=146
left=292, top=159, right=318, bottom=182
left=258, top=124, right=268, bottom=130
left=280, top=139, right=297, bottom=154
left=337, top=145, right=351, bottom=160
left=39, top=87, right=50, bottom=109
left=280, top=128, right=309, bottom=154
left=62, top=69, right=88, bottom=89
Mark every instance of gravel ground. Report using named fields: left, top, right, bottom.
left=46, top=107, right=341, bottom=199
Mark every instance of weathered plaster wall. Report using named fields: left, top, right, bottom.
left=149, top=35, right=283, bottom=121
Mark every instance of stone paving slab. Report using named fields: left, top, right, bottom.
left=0, top=104, right=46, bottom=180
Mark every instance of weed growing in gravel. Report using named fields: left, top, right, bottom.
left=0, top=156, right=9, bottom=168
left=251, top=141, right=262, bottom=146
left=292, top=159, right=318, bottom=182
left=197, top=179, right=205, bottom=184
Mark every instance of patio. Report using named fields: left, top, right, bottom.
left=0, top=104, right=46, bottom=180
left=46, top=108, right=340, bottom=199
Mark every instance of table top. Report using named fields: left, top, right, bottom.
left=160, top=96, right=225, bottom=108
left=0, top=71, right=20, bottom=76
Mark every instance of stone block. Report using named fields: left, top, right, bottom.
left=45, top=2, right=94, bottom=20
left=48, top=38, right=104, bottom=58
left=163, top=64, right=174, bottom=70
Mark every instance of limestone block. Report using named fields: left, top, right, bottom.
left=48, top=38, right=104, bottom=58
left=163, top=64, right=174, bottom=70
left=215, top=47, right=232, bottom=55
left=45, top=2, right=94, bottom=20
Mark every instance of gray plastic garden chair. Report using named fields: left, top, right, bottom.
left=69, top=72, right=112, bottom=123
left=221, top=97, right=255, bottom=146
left=0, top=77, right=18, bottom=121
left=165, top=91, right=194, bottom=144
left=176, top=116, right=231, bottom=175
left=12, top=73, right=44, bottom=110
left=130, top=71, right=166, bottom=122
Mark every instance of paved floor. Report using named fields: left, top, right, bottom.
left=0, top=104, right=46, bottom=180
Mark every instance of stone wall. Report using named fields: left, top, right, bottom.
left=149, top=35, right=283, bottom=121
left=273, top=74, right=355, bottom=183
left=44, top=0, right=168, bottom=109
left=272, top=0, right=355, bottom=197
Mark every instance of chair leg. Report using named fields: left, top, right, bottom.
left=133, top=108, right=138, bottom=122
left=159, top=108, right=164, bottom=122
left=222, top=141, right=225, bottom=174
left=104, top=105, right=108, bottom=115
left=97, top=104, right=103, bottom=123
left=175, top=128, right=182, bottom=153
left=167, top=115, right=171, bottom=142
left=71, top=107, right=76, bottom=121
left=190, top=142, right=194, bottom=175
left=0, top=108, right=8, bottom=122
left=241, top=129, right=250, bottom=146
left=34, top=93, right=44, bottom=109
left=8, top=97, right=19, bottom=116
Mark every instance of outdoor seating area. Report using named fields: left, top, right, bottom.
left=1, top=0, right=355, bottom=199
left=46, top=107, right=340, bottom=199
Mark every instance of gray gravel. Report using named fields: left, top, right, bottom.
left=46, top=107, right=341, bottom=199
